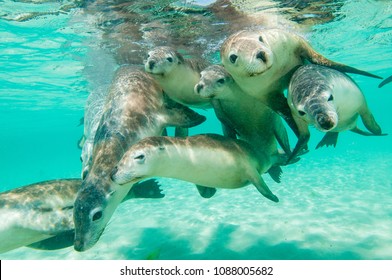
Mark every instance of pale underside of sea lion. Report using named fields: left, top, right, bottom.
left=73, top=66, right=206, bottom=252
left=0, top=179, right=164, bottom=254
left=111, top=134, right=293, bottom=203
left=287, top=64, right=386, bottom=161
left=195, top=64, right=292, bottom=183
left=220, top=28, right=382, bottom=138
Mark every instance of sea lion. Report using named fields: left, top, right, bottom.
left=194, top=65, right=292, bottom=182
left=287, top=64, right=386, bottom=161
left=220, top=28, right=382, bottom=135
left=111, top=134, right=289, bottom=203
left=0, top=178, right=164, bottom=254
left=73, top=66, right=205, bottom=252
left=144, top=46, right=211, bottom=109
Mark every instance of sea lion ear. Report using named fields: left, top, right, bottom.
left=175, top=51, right=185, bottom=64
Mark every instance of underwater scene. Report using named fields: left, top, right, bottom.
left=0, top=0, right=391, bottom=260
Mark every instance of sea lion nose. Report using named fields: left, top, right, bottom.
left=317, top=114, right=335, bottom=131
left=256, top=50, right=267, bottom=63
left=229, top=54, right=238, bottom=64
left=148, top=60, right=156, bottom=70
left=196, top=83, right=203, bottom=94
left=74, top=239, right=85, bottom=252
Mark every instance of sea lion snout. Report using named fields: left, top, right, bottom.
left=316, top=114, right=336, bottom=131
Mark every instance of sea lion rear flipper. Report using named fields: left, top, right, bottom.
left=26, top=230, right=74, bottom=251
left=249, top=175, right=279, bottom=203
left=196, top=185, right=217, bottom=198
left=316, top=132, right=339, bottom=149
left=163, top=94, right=206, bottom=128
left=267, top=166, right=283, bottom=183
left=300, top=40, right=382, bottom=79
left=379, top=75, right=392, bottom=88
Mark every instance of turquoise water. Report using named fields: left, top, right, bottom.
left=0, top=0, right=391, bottom=259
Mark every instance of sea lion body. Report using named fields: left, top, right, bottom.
left=112, top=134, right=285, bottom=203
left=287, top=64, right=385, bottom=160
left=73, top=67, right=205, bottom=252
left=0, top=178, right=164, bottom=254
left=0, top=179, right=78, bottom=254
left=145, top=46, right=211, bottom=109
left=195, top=65, right=291, bottom=182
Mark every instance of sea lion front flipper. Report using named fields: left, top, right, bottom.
left=359, top=107, right=383, bottom=135
left=299, top=39, right=382, bottom=79
left=379, top=75, right=392, bottom=88
left=123, top=179, right=165, bottom=201
left=268, top=92, right=300, bottom=139
left=212, top=99, right=238, bottom=139
left=287, top=115, right=310, bottom=163
left=221, top=123, right=237, bottom=139
left=163, top=95, right=206, bottom=128
left=26, top=230, right=74, bottom=251
left=273, top=118, right=292, bottom=155
left=267, top=166, right=283, bottom=183
left=316, top=132, right=339, bottom=149
left=196, top=185, right=217, bottom=198
left=350, top=127, right=387, bottom=136
left=175, top=127, right=189, bottom=137
left=249, top=174, right=279, bottom=203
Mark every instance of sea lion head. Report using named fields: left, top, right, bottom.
left=73, top=178, right=122, bottom=252
left=297, top=90, right=338, bottom=132
left=111, top=137, right=169, bottom=186
left=194, top=65, right=234, bottom=99
left=144, top=46, right=185, bottom=76
left=221, top=30, right=273, bottom=78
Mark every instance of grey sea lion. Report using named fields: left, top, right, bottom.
left=379, top=74, right=392, bottom=88
left=111, top=134, right=288, bottom=203
left=73, top=67, right=205, bottom=252
left=220, top=28, right=382, bottom=135
left=0, top=178, right=164, bottom=254
left=287, top=64, right=386, bottom=161
left=194, top=65, right=292, bottom=182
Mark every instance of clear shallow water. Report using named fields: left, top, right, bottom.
left=0, top=0, right=391, bottom=259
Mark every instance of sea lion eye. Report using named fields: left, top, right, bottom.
left=328, top=95, right=334, bottom=101
left=217, top=78, right=225, bottom=84
left=229, top=54, right=238, bottom=64
left=90, top=208, right=103, bottom=222
left=166, top=57, right=173, bottom=63
left=259, top=36, right=264, bottom=42
left=298, top=110, right=306, bottom=116
left=134, top=154, right=145, bottom=163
